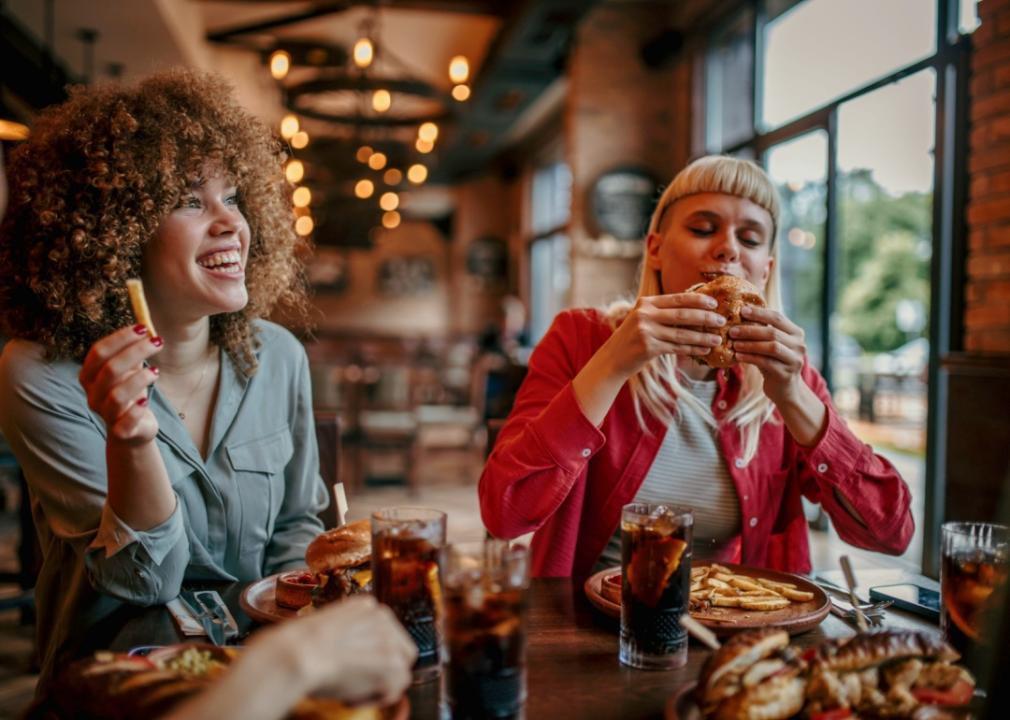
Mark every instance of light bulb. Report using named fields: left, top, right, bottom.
left=379, top=192, right=399, bottom=211
left=285, top=160, right=305, bottom=184
left=295, top=215, right=314, bottom=236
left=452, top=84, right=471, bottom=102
left=448, top=55, right=469, bottom=84
left=415, top=138, right=433, bottom=154
left=355, top=179, right=375, bottom=199
left=356, top=146, right=373, bottom=163
left=382, top=211, right=401, bottom=229
left=270, top=50, right=291, bottom=80
left=293, top=187, right=312, bottom=207
left=280, top=114, right=299, bottom=139
left=291, top=130, right=309, bottom=149
left=372, top=89, right=391, bottom=113
left=407, top=164, right=428, bottom=184
left=367, top=152, right=387, bottom=170
left=418, top=122, right=438, bottom=143
left=353, top=38, right=374, bottom=68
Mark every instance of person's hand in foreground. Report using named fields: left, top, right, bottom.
left=165, top=595, right=417, bottom=720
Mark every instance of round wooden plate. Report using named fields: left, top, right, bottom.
left=584, top=561, right=830, bottom=636
left=240, top=572, right=302, bottom=623
left=665, top=682, right=700, bottom=720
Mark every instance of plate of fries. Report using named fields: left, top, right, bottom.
left=584, top=562, right=829, bottom=636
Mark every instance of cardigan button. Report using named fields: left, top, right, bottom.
left=749, top=517, right=758, bottom=528
left=734, top=458, right=746, bottom=468
left=817, top=462, right=829, bottom=474
left=716, top=400, right=728, bottom=410
left=581, top=448, right=591, bottom=458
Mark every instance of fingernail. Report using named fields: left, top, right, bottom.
left=707, top=298, right=718, bottom=308
left=137, top=397, right=148, bottom=407
left=728, top=327, right=738, bottom=337
left=133, top=324, right=148, bottom=335
left=151, top=336, right=164, bottom=347
left=715, top=316, right=726, bottom=325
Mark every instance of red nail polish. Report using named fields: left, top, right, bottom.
left=151, top=336, right=164, bottom=347
left=133, top=324, right=147, bottom=335
left=137, top=397, right=148, bottom=407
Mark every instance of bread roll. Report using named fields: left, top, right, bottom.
left=688, top=275, right=765, bottom=368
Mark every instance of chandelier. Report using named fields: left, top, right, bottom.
left=265, top=11, right=471, bottom=236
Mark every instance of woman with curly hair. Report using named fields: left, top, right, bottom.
left=0, top=69, right=329, bottom=687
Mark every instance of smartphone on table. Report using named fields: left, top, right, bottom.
left=869, top=582, right=941, bottom=622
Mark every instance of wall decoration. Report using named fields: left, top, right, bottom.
left=377, top=255, right=437, bottom=296
left=466, top=235, right=508, bottom=291
left=307, top=247, right=351, bottom=294
left=588, top=167, right=659, bottom=242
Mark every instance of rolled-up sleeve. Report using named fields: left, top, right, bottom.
left=85, top=498, right=190, bottom=604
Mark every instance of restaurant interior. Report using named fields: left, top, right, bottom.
left=1, top=0, right=1009, bottom=718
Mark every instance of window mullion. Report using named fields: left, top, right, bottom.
left=822, top=107, right=839, bottom=387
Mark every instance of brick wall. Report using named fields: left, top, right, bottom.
left=566, top=1, right=691, bottom=308
left=967, top=0, right=1010, bottom=352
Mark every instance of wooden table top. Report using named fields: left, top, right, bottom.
left=108, top=577, right=938, bottom=720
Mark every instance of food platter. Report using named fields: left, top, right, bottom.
left=584, top=562, right=830, bottom=636
left=240, top=572, right=302, bottom=624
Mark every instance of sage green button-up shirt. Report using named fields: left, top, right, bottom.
left=0, top=321, right=328, bottom=689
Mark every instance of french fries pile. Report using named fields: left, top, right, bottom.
left=689, top=564, right=814, bottom=612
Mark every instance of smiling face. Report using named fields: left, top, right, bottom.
left=646, top=192, right=775, bottom=295
left=141, top=167, right=250, bottom=327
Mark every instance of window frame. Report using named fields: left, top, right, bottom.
left=703, top=0, right=970, bottom=576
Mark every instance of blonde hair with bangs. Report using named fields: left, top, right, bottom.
left=605, top=156, right=783, bottom=463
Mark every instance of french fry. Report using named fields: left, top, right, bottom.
left=780, top=588, right=815, bottom=602
left=727, top=576, right=768, bottom=593
left=740, top=597, right=790, bottom=611
left=686, top=564, right=817, bottom=615
left=755, top=578, right=797, bottom=591
left=126, top=279, right=157, bottom=337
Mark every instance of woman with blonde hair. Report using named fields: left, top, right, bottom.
left=479, top=155, right=913, bottom=578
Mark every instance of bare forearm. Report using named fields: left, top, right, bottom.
left=571, top=349, right=631, bottom=426
left=773, top=380, right=828, bottom=448
left=164, top=641, right=311, bottom=720
left=106, top=439, right=176, bottom=531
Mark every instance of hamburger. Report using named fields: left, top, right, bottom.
left=695, top=629, right=975, bottom=720
left=304, top=519, right=373, bottom=607
left=687, top=275, right=766, bottom=368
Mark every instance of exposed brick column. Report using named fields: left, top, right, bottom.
left=967, top=0, right=1010, bottom=351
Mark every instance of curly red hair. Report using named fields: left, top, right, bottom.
left=0, top=68, right=309, bottom=375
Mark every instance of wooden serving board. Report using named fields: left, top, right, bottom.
left=584, top=561, right=830, bottom=637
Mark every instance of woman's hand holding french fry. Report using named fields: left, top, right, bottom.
left=79, top=292, right=162, bottom=443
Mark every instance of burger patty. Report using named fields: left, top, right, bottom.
left=313, top=565, right=372, bottom=606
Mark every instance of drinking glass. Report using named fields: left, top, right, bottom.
left=371, top=507, right=447, bottom=683
left=619, top=503, right=693, bottom=670
left=443, top=539, right=529, bottom=720
left=940, top=521, right=1009, bottom=666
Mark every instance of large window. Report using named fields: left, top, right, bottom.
left=528, top=161, right=572, bottom=343
left=705, top=0, right=970, bottom=573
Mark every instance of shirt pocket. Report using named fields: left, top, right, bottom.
left=226, top=427, right=293, bottom=561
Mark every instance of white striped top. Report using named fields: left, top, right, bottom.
left=597, top=375, right=742, bottom=568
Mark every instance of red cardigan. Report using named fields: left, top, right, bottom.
left=479, top=309, right=914, bottom=578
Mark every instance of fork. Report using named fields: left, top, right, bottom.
left=829, top=598, right=893, bottom=627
